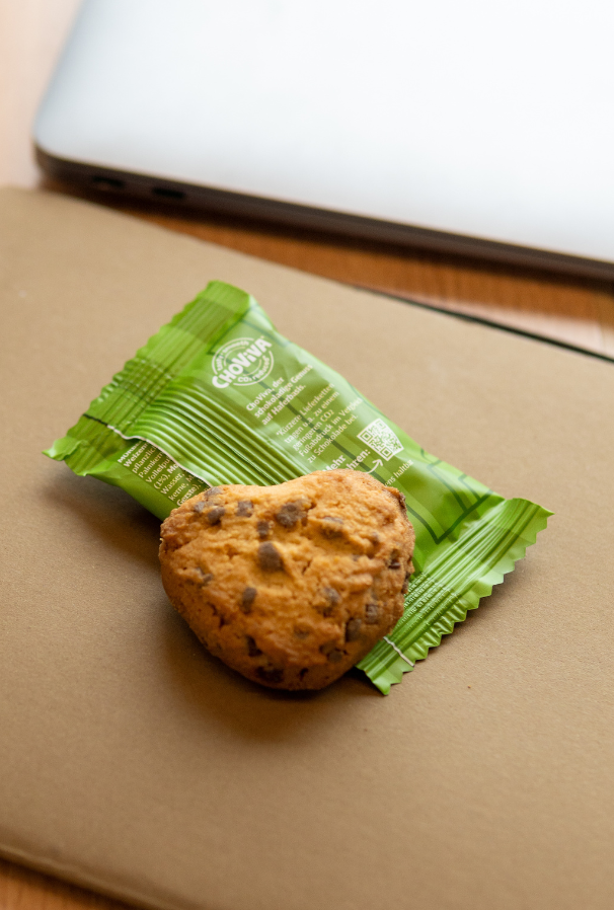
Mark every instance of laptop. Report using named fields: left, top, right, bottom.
left=34, top=0, right=614, bottom=278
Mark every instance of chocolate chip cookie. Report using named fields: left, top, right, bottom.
left=159, top=469, right=414, bottom=690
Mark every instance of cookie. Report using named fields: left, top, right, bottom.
left=159, top=470, right=415, bottom=690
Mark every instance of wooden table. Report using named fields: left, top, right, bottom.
left=1, top=3, right=612, bottom=910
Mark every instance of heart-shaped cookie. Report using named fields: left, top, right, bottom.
left=159, top=470, right=414, bottom=690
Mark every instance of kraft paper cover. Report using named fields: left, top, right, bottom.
left=1, top=187, right=613, bottom=910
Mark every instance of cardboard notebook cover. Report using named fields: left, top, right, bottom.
left=1, top=187, right=613, bottom=910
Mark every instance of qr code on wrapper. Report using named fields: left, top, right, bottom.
left=357, top=419, right=404, bottom=461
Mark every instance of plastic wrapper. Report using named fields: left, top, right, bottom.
left=46, top=281, right=551, bottom=693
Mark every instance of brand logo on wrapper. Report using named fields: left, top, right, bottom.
left=211, top=336, right=274, bottom=389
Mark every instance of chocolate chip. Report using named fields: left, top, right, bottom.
left=388, top=488, right=407, bottom=513
left=320, top=516, right=344, bottom=538
left=299, top=668, right=309, bottom=681
left=324, top=587, right=339, bottom=606
left=206, top=506, right=225, bottom=525
left=257, top=519, right=270, bottom=539
left=196, top=568, right=213, bottom=586
left=294, top=627, right=310, bottom=639
left=205, top=486, right=221, bottom=498
left=327, top=649, right=344, bottom=663
left=319, top=586, right=339, bottom=617
left=192, top=500, right=206, bottom=513
left=256, top=666, right=284, bottom=685
left=275, top=501, right=303, bottom=529
left=388, top=549, right=401, bottom=569
left=246, top=635, right=262, bottom=657
left=241, top=587, right=257, bottom=613
left=346, top=618, right=362, bottom=642
left=402, top=572, right=412, bottom=594
left=320, top=641, right=344, bottom=662
left=258, top=541, right=284, bottom=572
left=365, top=602, right=379, bottom=624
left=236, top=499, right=254, bottom=517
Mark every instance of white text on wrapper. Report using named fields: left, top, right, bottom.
left=211, top=337, right=274, bottom=389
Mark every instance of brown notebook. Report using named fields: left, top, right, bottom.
left=1, top=187, right=613, bottom=910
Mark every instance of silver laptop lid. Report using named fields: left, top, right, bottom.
left=35, top=0, right=614, bottom=273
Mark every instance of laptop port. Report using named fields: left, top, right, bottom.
left=91, top=176, right=124, bottom=191
left=152, top=186, right=185, bottom=200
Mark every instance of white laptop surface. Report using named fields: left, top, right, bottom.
left=35, top=0, right=614, bottom=276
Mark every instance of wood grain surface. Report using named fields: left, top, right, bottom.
left=39, top=178, right=614, bottom=359
left=0, top=2, right=612, bottom=909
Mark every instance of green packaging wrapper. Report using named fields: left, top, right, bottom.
left=45, top=281, right=551, bottom=693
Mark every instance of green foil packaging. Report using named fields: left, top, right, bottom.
left=45, top=281, right=551, bottom=693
